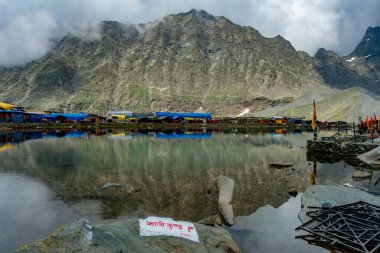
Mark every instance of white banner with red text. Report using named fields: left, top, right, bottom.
left=139, top=216, right=199, bottom=242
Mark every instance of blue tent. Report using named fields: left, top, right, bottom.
left=23, top=112, right=43, bottom=123
left=154, top=112, right=212, bottom=119
left=42, top=113, right=89, bottom=123
left=0, top=110, right=24, bottom=123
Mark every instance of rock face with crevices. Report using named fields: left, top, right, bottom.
left=15, top=218, right=241, bottom=253
left=0, top=9, right=326, bottom=116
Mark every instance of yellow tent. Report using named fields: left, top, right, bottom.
left=0, top=102, right=16, bottom=110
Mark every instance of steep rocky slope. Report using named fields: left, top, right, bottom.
left=271, top=26, right=380, bottom=122
left=255, top=87, right=380, bottom=122
left=314, top=27, right=380, bottom=95
left=0, top=10, right=379, bottom=118
left=0, top=9, right=326, bottom=115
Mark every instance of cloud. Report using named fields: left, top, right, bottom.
left=0, top=7, right=57, bottom=66
left=0, top=0, right=379, bottom=66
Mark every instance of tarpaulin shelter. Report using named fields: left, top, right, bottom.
left=0, top=110, right=23, bottom=123
left=154, top=112, right=212, bottom=119
left=42, top=113, right=89, bottom=123
left=23, top=112, right=43, bottom=123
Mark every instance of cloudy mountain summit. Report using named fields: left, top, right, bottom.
left=0, top=9, right=379, bottom=120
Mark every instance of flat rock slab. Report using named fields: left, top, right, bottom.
left=16, top=219, right=241, bottom=253
left=299, top=185, right=380, bottom=222
left=217, top=175, right=235, bottom=226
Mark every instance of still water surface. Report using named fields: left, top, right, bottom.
left=0, top=129, right=379, bottom=252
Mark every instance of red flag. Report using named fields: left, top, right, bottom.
left=366, top=115, right=369, bottom=127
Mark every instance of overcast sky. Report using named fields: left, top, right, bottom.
left=0, top=0, right=379, bottom=66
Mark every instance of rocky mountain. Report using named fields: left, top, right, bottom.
left=314, top=27, right=380, bottom=95
left=0, top=10, right=379, bottom=118
left=256, top=26, right=380, bottom=122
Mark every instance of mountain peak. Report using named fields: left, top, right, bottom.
left=351, top=26, right=380, bottom=57
left=182, top=9, right=215, bottom=20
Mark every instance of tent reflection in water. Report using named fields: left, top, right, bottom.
left=0, top=144, right=14, bottom=153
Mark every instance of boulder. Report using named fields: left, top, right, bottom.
left=16, top=218, right=241, bottom=253
left=217, top=175, right=235, bottom=226
left=299, top=185, right=380, bottom=222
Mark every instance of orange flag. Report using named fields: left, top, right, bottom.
left=312, top=100, right=317, bottom=131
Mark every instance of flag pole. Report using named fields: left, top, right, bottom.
left=312, top=100, right=317, bottom=140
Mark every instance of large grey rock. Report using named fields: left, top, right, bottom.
left=299, top=185, right=380, bottom=222
left=15, top=218, right=241, bottom=253
left=217, top=175, right=235, bottom=226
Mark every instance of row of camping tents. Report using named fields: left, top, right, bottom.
left=107, top=111, right=213, bottom=123
left=0, top=102, right=106, bottom=124
left=0, top=102, right=213, bottom=124
left=0, top=110, right=106, bottom=124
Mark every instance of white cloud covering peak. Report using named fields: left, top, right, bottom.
left=0, top=0, right=379, bottom=66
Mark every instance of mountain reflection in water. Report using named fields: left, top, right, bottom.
left=226, top=194, right=327, bottom=253
left=0, top=129, right=379, bottom=252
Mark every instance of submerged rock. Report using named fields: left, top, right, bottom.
left=217, top=175, right=235, bottom=226
left=16, top=218, right=241, bottom=253
left=100, top=182, right=122, bottom=190
left=269, top=163, right=293, bottom=168
left=299, top=185, right=380, bottom=222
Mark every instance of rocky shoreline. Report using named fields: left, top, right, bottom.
left=307, top=133, right=379, bottom=157
left=15, top=219, right=240, bottom=253
left=15, top=176, right=241, bottom=253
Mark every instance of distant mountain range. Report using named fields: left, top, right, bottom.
left=0, top=9, right=379, bottom=121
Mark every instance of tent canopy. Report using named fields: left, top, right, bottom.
left=155, top=112, right=212, bottom=119
left=0, top=102, right=16, bottom=110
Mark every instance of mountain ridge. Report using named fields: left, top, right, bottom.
left=0, top=10, right=379, bottom=119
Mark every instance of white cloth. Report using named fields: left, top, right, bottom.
left=139, top=216, right=199, bottom=242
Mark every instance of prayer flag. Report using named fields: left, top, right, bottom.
left=311, top=100, right=317, bottom=131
